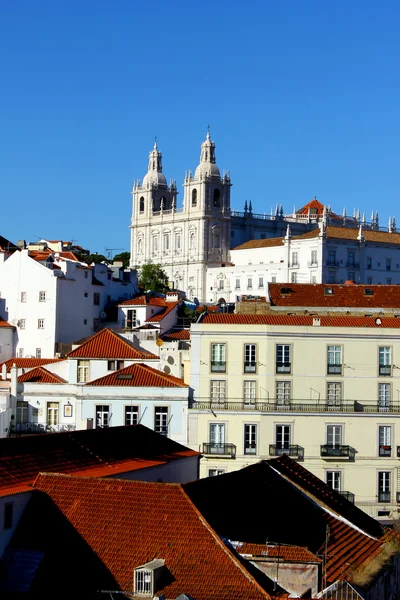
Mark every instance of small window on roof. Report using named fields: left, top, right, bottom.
left=280, top=287, right=292, bottom=294
left=364, top=288, right=374, bottom=296
left=324, top=287, right=333, bottom=295
left=116, top=373, right=134, bottom=380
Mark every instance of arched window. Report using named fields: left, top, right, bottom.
left=139, top=197, right=145, bottom=213
left=192, top=189, right=197, bottom=207
left=213, top=189, right=221, bottom=207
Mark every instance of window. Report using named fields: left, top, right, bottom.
left=107, top=360, right=124, bottom=371
left=276, top=344, right=291, bottom=374
left=244, top=424, right=257, bottom=454
left=96, top=405, right=110, bottom=428
left=276, top=424, right=290, bottom=453
left=20, top=292, right=27, bottom=302
left=235, top=278, right=240, bottom=290
left=218, top=279, right=224, bottom=290
left=126, top=309, right=137, bottom=329
left=379, top=426, right=392, bottom=457
left=291, top=272, right=297, bottom=283
left=152, top=235, right=159, bottom=253
left=210, top=380, right=226, bottom=405
left=327, top=424, right=342, bottom=447
left=163, top=233, right=170, bottom=252
left=36, top=348, right=41, bottom=358
left=192, top=189, right=197, bottom=207
left=213, top=230, right=221, bottom=249
left=327, top=346, right=342, bottom=375
left=19, top=319, right=26, bottom=329
left=84, top=318, right=87, bottom=325
left=47, top=402, right=59, bottom=427
left=347, top=251, right=355, bottom=267
left=379, top=383, right=391, bottom=411
left=93, top=293, right=100, bottom=306
left=311, top=250, right=317, bottom=265
left=135, top=569, right=152, bottom=595
left=243, top=380, right=256, bottom=405
left=276, top=381, right=291, bottom=406
left=211, top=343, right=226, bottom=372
left=213, top=188, right=221, bottom=207
left=37, top=319, right=45, bottom=329
left=139, top=196, right=145, bottom=212
left=247, top=278, right=253, bottom=289
left=378, top=472, right=391, bottom=502
left=210, top=422, right=225, bottom=451
left=39, top=291, right=46, bottom=302
left=258, top=277, right=264, bottom=288
left=84, top=271, right=88, bottom=279
left=291, top=252, right=298, bottom=266
left=271, top=276, right=277, bottom=283
left=209, top=469, right=225, bottom=477
left=326, top=471, right=341, bottom=492
left=189, top=231, right=196, bottom=251
left=175, top=232, right=181, bottom=250
left=125, top=405, right=139, bottom=426
left=84, top=292, right=88, bottom=298
left=154, top=407, right=168, bottom=436
left=327, top=382, right=342, bottom=408
left=244, top=344, right=256, bottom=373
left=328, top=250, right=336, bottom=266
left=17, top=401, right=28, bottom=425
left=3, top=502, right=13, bottom=530
left=386, top=259, right=391, bottom=271
left=367, top=277, right=373, bottom=285
left=379, top=347, right=391, bottom=376
left=367, top=257, right=372, bottom=270
left=77, top=360, right=89, bottom=383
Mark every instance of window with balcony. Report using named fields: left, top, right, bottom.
left=378, top=383, right=391, bottom=411
left=379, top=425, right=392, bottom=457
left=244, top=344, right=256, bottom=373
left=276, top=381, right=291, bottom=406
left=378, top=471, right=391, bottom=502
left=154, top=407, right=169, bottom=436
left=276, top=424, right=290, bottom=454
left=211, top=343, right=226, bottom=372
left=244, top=424, right=257, bottom=455
left=276, top=344, right=291, bottom=374
left=326, top=471, right=341, bottom=492
left=77, top=360, right=89, bottom=383
left=327, top=250, right=336, bottom=266
left=379, top=347, right=391, bottom=376
left=125, top=405, right=139, bottom=426
left=347, top=251, right=355, bottom=268
left=243, top=380, right=256, bottom=405
left=327, top=346, right=342, bottom=375
left=327, top=424, right=342, bottom=447
left=96, top=405, right=110, bottom=428
left=210, top=380, right=226, bottom=405
left=327, top=382, right=342, bottom=409
left=209, top=423, right=226, bottom=453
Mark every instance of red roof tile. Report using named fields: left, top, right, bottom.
left=268, top=283, right=400, bottom=309
left=59, top=251, right=79, bottom=261
left=325, top=225, right=400, bottom=244
left=146, top=300, right=180, bottom=322
left=238, top=543, right=321, bottom=563
left=67, top=328, right=158, bottom=359
left=232, top=228, right=320, bottom=250
left=13, top=473, right=272, bottom=599
left=0, top=317, right=13, bottom=328
left=18, top=367, right=66, bottom=384
left=0, top=358, right=65, bottom=374
left=86, top=362, right=187, bottom=387
left=119, top=294, right=167, bottom=306
left=296, top=198, right=326, bottom=215
left=161, top=328, right=191, bottom=341
left=202, top=313, right=400, bottom=328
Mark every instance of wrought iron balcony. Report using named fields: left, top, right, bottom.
left=190, top=399, right=400, bottom=414
left=379, top=445, right=392, bottom=457
left=326, top=260, right=340, bottom=267
left=307, top=260, right=318, bottom=267
left=346, top=262, right=360, bottom=269
left=244, top=443, right=257, bottom=455
left=378, top=491, right=391, bottom=503
left=244, top=361, right=257, bottom=373
left=202, top=443, right=236, bottom=458
left=269, top=444, right=304, bottom=460
left=327, top=363, right=342, bottom=375
left=276, top=362, right=291, bottom=374
left=379, top=365, right=391, bottom=376
left=320, top=445, right=355, bottom=460
left=211, top=361, right=226, bottom=373
left=339, top=491, right=355, bottom=503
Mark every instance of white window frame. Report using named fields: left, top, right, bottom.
left=276, top=344, right=291, bottom=374
left=379, top=425, right=392, bottom=457
left=327, top=345, right=342, bottom=375
left=47, top=402, right=59, bottom=427
left=378, top=471, right=391, bottom=503
left=243, top=380, right=256, bottom=405
left=37, top=319, right=45, bottom=329
left=211, top=343, right=226, bottom=372
left=77, top=360, right=89, bottom=383
left=244, top=344, right=256, bottom=373
left=96, top=405, right=110, bottom=428
left=209, top=422, right=226, bottom=451
left=154, top=406, right=169, bottom=436
left=244, top=424, right=257, bottom=455
left=276, top=381, right=291, bottom=406
left=379, top=347, right=391, bottom=376
left=326, top=424, right=342, bottom=447
left=326, top=471, right=342, bottom=492
left=276, top=424, right=291, bottom=452
left=125, top=405, right=139, bottom=426
left=134, top=569, right=152, bottom=595
left=327, top=382, right=342, bottom=408
left=378, top=383, right=391, bottom=411
left=210, top=380, right=226, bottom=405
left=209, top=469, right=225, bottom=477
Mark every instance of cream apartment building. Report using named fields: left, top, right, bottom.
left=189, top=312, right=400, bottom=520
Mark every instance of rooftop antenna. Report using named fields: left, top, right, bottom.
left=105, top=248, right=124, bottom=261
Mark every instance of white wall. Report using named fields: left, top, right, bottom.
left=0, top=492, right=32, bottom=557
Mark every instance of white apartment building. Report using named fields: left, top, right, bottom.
left=0, top=247, right=139, bottom=358
left=189, top=310, right=400, bottom=520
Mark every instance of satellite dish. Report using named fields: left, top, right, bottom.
left=99, top=311, right=107, bottom=320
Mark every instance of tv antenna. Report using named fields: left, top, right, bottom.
left=105, top=248, right=123, bottom=260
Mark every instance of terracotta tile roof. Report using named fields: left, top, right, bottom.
left=0, top=358, right=65, bottom=374
left=59, top=251, right=79, bottom=261
left=232, top=228, right=320, bottom=250
left=18, top=367, right=66, bottom=384
left=0, top=484, right=32, bottom=498
left=296, top=198, right=326, bottom=215
left=10, top=473, right=272, bottom=599
left=238, top=542, right=321, bottom=563
left=268, top=283, right=400, bottom=308
left=67, top=328, right=158, bottom=359
left=160, top=328, right=191, bottom=341
left=183, top=460, right=387, bottom=589
left=0, top=425, right=199, bottom=495
left=146, top=300, right=180, bottom=322
left=202, top=313, right=400, bottom=328
left=326, top=225, right=400, bottom=244
left=196, top=304, right=219, bottom=312
left=0, top=317, right=14, bottom=328
left=119, top=294, right=167, bottom=306
left=86, top=362, right=188, bottom=387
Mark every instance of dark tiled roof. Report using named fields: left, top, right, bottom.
left=10, top=474, right=272, bottom=600
left=67, top=328, right=158, bottom=359
left=87, top=363, right=188, bottom=387
left=268, top=283, right=400, bottom=308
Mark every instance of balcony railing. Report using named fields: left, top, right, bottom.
left=379, top=445, right=392, bottom=457
left=269, top=444, right=304, bottom=460
left=276, top=362, right=291, bottom=374
left=346, top=262, right=360, bottom=269
left=14, top=422, right=76, bottom=434
left=307, top=261, right=318, bottom=267
left=211, top=361, right=226, bottom=373
left=244, top=443, right=257, bottom=455
left=244, top=361, right=257, bottom=373
left=326, top=260, right=340, bottom=267
left=203, top=443, right=236, bottom=458
left=320, top=445, right=355, bottom=460
left=379, top=365, right=391, bottom=376
left=378, top=491, right=391, bottom=503
left=339, top=491, right=355, bottom=503
left=191, top=400, right=400, bottom=414
left=327, top=364, right=342, bottom=375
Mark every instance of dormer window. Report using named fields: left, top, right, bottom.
left=134, top=559, right=166, bottom=597
left=135, top=569, right=152, bottom=595
left=364, top=288, right=374, bottom=296
left=324, top=287, right=333, bottom=295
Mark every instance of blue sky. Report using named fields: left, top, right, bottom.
left=1, top=0, right=400, bottom=255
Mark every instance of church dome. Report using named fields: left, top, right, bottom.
left=142, top=170, right=167, bottom=187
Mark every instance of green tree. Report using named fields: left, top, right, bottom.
left=83, top=253, right=108, bottom=264
left=138, top=263, right=170, bottom=292
left=113, top=251, right=131, bottom=267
